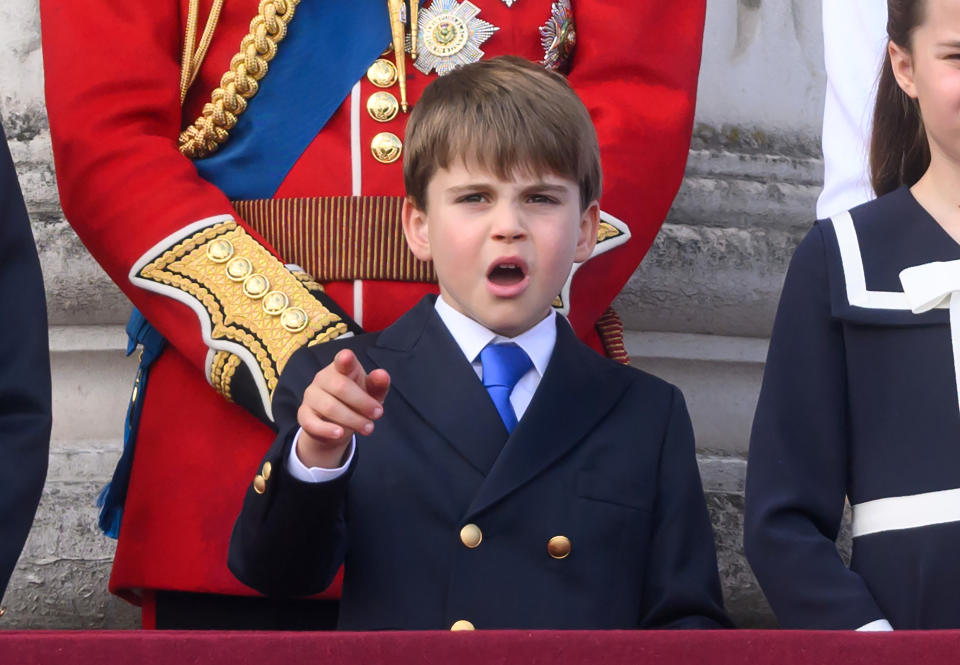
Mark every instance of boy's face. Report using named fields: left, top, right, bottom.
left=402, top=161, right=599, bottom=338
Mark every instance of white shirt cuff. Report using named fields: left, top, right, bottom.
left=285, top=428, right=356, bottom=483
left=856, top=619, right=893, bottom=631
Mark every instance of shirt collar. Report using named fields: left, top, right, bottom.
left=434, top=295, right=556, bottom=377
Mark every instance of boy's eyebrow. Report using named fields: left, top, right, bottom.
left=445, top=183, right=495, bottom=194
left=444, top=182, right=571, bottom=195
left=445, top=182, right=569, bottom=191
left=520, top=183, right=569, bottom=194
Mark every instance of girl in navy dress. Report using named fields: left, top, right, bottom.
left=745, top=0, right=960, bottom=630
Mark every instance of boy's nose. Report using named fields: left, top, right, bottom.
left=490, top=208, right=526, bottom=241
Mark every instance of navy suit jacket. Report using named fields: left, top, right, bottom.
left=229, top=296, right=728, bottom=629
left=0, top=121, right=51, bottom=601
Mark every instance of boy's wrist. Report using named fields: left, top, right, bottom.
left=287, top=430, right=355, bottom=483
left=296, top=431, right=352, bottom=469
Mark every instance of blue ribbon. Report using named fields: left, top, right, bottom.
left=96, top=308, right=166, bottom=538
left=194, top=0, right=390, bottom=198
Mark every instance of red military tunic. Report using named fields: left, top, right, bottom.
left=40, top=0, right=706, bottom=606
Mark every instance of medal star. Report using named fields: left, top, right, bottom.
left=540, top=0, right=576, bottom=73
left=411, top=0, right=499, bottom=76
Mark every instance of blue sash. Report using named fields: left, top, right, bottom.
left=194, top=0, right=390, bottom=199
left=96, top=309, right=166, bottom=538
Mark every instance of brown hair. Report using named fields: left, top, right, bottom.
left=403, top=56, right=601, bottom=211
left=870, top=0, right=930, bottom=196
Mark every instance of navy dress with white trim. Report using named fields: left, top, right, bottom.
left=744, top=186, right=960, bottom=630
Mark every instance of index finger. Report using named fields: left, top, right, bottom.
left=333, top=349, right=364, bottom=381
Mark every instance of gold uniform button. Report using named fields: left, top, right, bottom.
left=367, top=58, right=398, bottom=88
left=547, top=535, right=571, bottom=559
left=261, top=461, right=272, bottom=481
left=253, top=475, right=266, bottom=494
left=206, top=238, right=235, bottom=263
left=280, top=307, right=310, bottom=333
left=262, top=290, right=289, bottom=316
left=450, top=619, right=475, bottom=631
left=225, top=256, right=253, bottom=281
left=371, top=132, right=403, bottom=164
left=459, top=523, right=482, bottom=549
left=242, top=273, right=270, bottom=299
left=367, top=91, right=400, bottom=123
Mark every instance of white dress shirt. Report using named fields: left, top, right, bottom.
left=287, top=295, right=557, bottom=482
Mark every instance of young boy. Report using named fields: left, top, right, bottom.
left=228, top=56, right=728, bottom=630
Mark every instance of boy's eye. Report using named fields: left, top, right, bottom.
left=457, top=193, right=488, bottom=203
left=527, top=194, right=559, bottom=204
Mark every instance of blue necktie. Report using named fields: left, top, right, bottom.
left=479, top=343, right=533, bottom=434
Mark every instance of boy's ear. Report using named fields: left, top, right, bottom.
left=889, top=41, right=918, bottom=99
left=401, top=196, right=432, bottom=262
left=574, top=200, right=600, bottom=263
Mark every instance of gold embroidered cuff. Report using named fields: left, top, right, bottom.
left=133, top=219, right=348, bottom=420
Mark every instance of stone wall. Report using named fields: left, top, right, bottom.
left=1, top=0, right=833, bottom=629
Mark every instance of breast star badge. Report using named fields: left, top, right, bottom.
left=540, top=0, right=576, bottom=74
left=411, top=0, right=499, bottom=76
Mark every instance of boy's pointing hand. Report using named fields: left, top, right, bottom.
left=296, top=349, right=391, bottom=469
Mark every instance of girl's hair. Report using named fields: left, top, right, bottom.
left=870, top=0, right=930, bottom=196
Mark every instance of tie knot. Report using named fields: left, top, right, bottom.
left=480, top=343, right=533, bottom=392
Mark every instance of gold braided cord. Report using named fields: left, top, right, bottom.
left=189, top=0, right=226, bottom=93
left=180, top=0, right=227, bottom=105
left=179, top=0, right=299, bottom=159
left=292, top=270, right=325, bottom=293
left=179, top=0, right=200, bottom=104
left=210, top=350, right=242, bottom=402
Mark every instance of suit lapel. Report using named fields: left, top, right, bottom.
left=367, top=296, right=508, bottom=475
left=465, top=317, right=633, bottom=518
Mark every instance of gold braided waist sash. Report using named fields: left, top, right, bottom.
left=232, top=195, right=437, bottom=284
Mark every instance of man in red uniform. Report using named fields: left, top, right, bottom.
left=40, top=0, right=706, bottom=627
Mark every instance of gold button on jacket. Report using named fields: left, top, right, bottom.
left=366, top=58, right=398, bottom=88
left=280, top=307, right=310, bottom=333
left=450, top=619, right=475, bottom=631
left=225, top=256, right=253, bottom=281
left=262, top=291, right=289, bottom=316
left=370, top=131, right=403, bottom=164
left=547, top=535, right=571, bottom=559
left=253, top=474, right=266, bottom=495
left=459, top=523, right=482, bottom=548
left=367, top=91, right=400, bottom=123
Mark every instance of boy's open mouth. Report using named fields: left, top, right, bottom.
left=485, top=257, right=530, bottom=297
left=488, top=262, right=526, bottom=286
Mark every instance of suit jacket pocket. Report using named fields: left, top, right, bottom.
left=576, top=469, right=653, bottom=512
